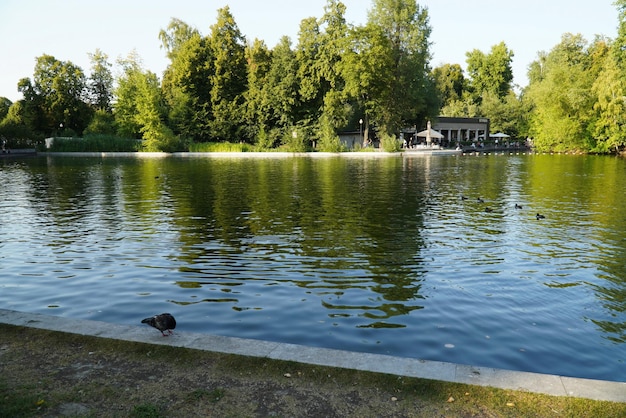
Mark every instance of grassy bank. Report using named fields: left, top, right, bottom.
left=1, top=324, right=624, bottom=417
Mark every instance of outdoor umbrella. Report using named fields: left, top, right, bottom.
left=417, top=121, right=444, bottom=145
left=490, top=132, right=510, bottom=139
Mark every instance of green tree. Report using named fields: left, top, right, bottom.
left=18, top=54, right=92, bottom=136
left=243, top=38, right=272, bottom=142
left=294, top=1, right=360, bottom=150
left=87, top=49, right=114, bottom=112
left=161, top=26, right=214, bottom=141
left=317, top=0, right=350, bottom=133
left=439, top=95, right=480, bottom=118
left=612, top=0, right=626, bottom=68
left=114, top=53, right=144, bottom=138
left=526, top=34, right=602, bottom=152
left=115, top=52, right=178, bottom=151
left=588, top=1, right=626, bottom=153
left=0, top=100, right=36, bottom=140
left=265, top=36, right=300, bottom=146
left=158, top=18, right=200, bottom=61
left=295, top=16, right=324, bottom=125
left=432, top=63, right=465, bottom=107
left=83, top=109, right=117, bottom=136
left=591, top=43, right=626, bottom=152
left=466, top=42, right=514, bottom=101
left=207, top=6, right=248, bottom=141
left=480, top=90, right=526, bottom=138
left=0, top=97, right=11, bottom=120
left=344, top=0, right=434, bottom=141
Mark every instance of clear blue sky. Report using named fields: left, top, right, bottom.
left=0, top=0, right=619, bottom=102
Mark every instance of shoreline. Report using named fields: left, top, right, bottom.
left=2, top=308, right=624, bottom=403
left=37, top=149, right=464, bottom=158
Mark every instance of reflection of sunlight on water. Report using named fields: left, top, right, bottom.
left=0, top=155, right=625, bottom=381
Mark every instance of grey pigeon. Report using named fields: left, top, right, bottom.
left=142, top=313, right=176, bottom=336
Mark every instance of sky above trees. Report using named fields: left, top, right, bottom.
left=0, top=0, right=618, bottom=102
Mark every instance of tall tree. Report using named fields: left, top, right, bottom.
left=0, top=97, right=11, bottom=121
left=465, top=41, right=514, bottom=101
left=114, top=51, right=178, bottom=151
left=0, top=100, right=35, bottom=140
left=243, top=38, right=272, bottom=141
left=265, top=37, right=299, bottom=136
left=295, top=17, right=324, bottom=124
left=432, top=63, right=465, bottom=107
left=158, top=18, right=200, bottom=61
left=17, top=54, right=91, bottom=136
left=87, top=49, right=114, bottom=112
left=344, top=0, right=434, bottom=140
left=161, top=24, right=214, bottom=141
left=588, top=1, right=626, bottom=153
left=525, top=34, right=599, bottom=152
left=207, top=6, right=248, bottom=141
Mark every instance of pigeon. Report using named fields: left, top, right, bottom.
left=142, top=313, right=176, bottom=336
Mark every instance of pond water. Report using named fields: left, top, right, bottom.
left=1, top=153, right=625, bottom=382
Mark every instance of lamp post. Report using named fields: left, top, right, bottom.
left=359, top=118, right=363, bottom=147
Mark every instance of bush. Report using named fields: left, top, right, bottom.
left=279, top=126, right=310, bottom=152
left=49, top=135, right=140, bottom=152
left=187, top=141, right=255, bottom=152
left=379, top=131, right=401, bottom=152
left=316, top=118, right=346, bottom=152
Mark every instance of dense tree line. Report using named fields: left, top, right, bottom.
left=1, top=0, right=625, bottom=153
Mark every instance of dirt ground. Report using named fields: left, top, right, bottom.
left=1, top=324, right=625, bottom=417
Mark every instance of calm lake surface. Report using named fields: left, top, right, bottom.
left=1, top=153, right=625, bottom=381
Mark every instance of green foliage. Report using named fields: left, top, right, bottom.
left=207, top=6, right=248, bottom=141
left=130, top=403, right=163, bottom=418
left=48, top=135, right=140, bottom=152
left=115, top=52, right=179, bottom=152
left=161, top=22, right=213, bottom=141
left=525, top=34, right=603, bottom=152
left=379, top=130, right=402, bottom=152
left=0, top=100, right=37, bottom=141
left=0, top=97, right=11, bottom=120
left=432, top=63, right=465, bottom=107
left=280, top=125, right=311, bottom=152
left=316, top=115, right=346, bottom=152
left=480, top=91, right=526, bottom=138
left=18, top=54, right=93, bottom=136
left=188, top=141, right=255, bottom=152
left=140, top=123, right=183, bottom=153
left=466, top=42, right=514, bottom=101
left=255, top=125, right=274, bottom=150
left=343, top=0, right=435, bottom=139
left=591, top=54, right=626, bottom=152
left=88, top=49, right=114, bottom=112
left=243, top=39, right=272, bottom=141
left=158, top=18, right=200, bottom=61
left=83, top=109, right=116, bottom=136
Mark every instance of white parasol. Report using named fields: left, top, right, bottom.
left=416, top=121, right=444, bottom=145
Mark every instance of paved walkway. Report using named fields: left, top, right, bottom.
left=1, top=309, right=624, bottom=403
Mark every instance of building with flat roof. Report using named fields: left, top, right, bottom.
left=432, top=117, right=490, bottom=145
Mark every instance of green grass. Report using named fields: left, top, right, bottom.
left=1, top=324, right=625, bottom=418
left=0, top=381, right=47, bottom=417
left=129, top=403, right=164, bottom=418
